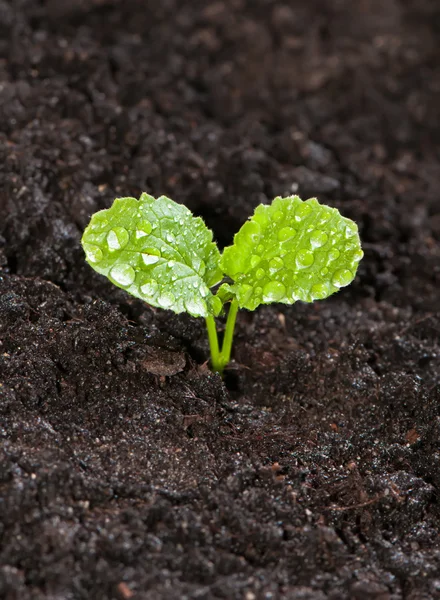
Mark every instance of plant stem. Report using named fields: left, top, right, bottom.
left=219, top=299, right=239, bottom=372
left=205, top=299, right=239, bottom=375
left=205, top=315, right=221, bottom=373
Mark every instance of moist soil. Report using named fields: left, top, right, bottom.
left=1, top=1, right=440, bottom=599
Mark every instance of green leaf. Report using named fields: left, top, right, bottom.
left=221, top=196, right=363, bottom=310
left=81, top=193, right=223, bottom=317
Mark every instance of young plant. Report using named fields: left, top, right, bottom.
left=82, top=193, right=363, bottom=374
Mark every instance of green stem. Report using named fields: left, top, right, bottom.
left=205, top=315, right=222, bottom=373
left=205, top=299, right=239, bottom=375
left=219, top=299, right=239, bottom=371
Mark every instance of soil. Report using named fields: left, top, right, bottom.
left=1, top=1, right=440, bottom=599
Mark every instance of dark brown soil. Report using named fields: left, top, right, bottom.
left=1, top=1, right=440, bottom=599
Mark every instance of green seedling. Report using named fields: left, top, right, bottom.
left=82, top=193, right=363, bottom=374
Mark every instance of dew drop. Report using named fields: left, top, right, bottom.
left=157, top=292, right=175, bottom=308
left=136, top=230, right=148, bottom=239
left=318, top=211, right=331, bottom=226
left=166, top=232, right=175, bottom=243
left=141, top=281, right=158, bottom=297
left=255, top=268, right=265, bottom=280
left=352, top=249, right=364, bottom=262
left=184, top=297, right=207, bottom=316
left=310, top=230, right=328, bottom=249
left=241, top=220, right=261, bottom=244
left=107, top=227, right=129, bottom=251
left=287, top=290, right=299, bottom=302
left=198, top=261, right=206, bottom=276
left=254, top=286, right=262, bottom=296
left=332, top=269, right=353, bottom=288
left=295, top=203, right=312, bottom=221
left=263, top=281, right=286, bottom=302
left=142, top=254, right=160, bottom=266
left=311, top=283, right=330, bottom=300
left=139, top=220, right=152, bottom=235
left=328, top=248, right=340, bottom=262
left=90, top=217, right=109, bottom=232
left=273, top=210, right=283, bottom=222
left=278, top=227, right=296, bottom=242
left=83, top=243, right=103, bottom=263
left=199, top=284, right=209, bottom=297
left=320, top=267, right=329, bottom=276
left=250, top=255, right=261, bottom=269
left=295, top=249, right=315, bottom=269
left=269, top=257, right=284, bottom=271
left=110, top=264, right=135, bottom=287
left=344, top=222, right=357, bottom=238
left=257, top=244, right=264, bottom=254
left=239, top=284, right=253, bottom=303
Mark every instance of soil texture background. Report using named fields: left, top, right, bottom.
left=1, top=1, right=440, bottom=599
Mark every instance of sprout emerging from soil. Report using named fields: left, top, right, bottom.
left=82, top=193, right=363, bottom=374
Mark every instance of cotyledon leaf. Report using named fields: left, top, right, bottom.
left=81, top=193, right=223, bottom=317
left=220, top=196, right=363, bottom=310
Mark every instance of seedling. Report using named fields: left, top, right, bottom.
left=82, top=193, right=363, bottom=374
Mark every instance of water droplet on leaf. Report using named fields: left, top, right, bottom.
left=287, top=290, right=299, bottom=302
left=262, top=281, right=286, bottom=302
left=318, top=212, right=331, bottom=225
left=184, top=297, right=207, bottom=316
left=311, top=283, right=330, bottom=299
left=157, top=292, right=175, bottom=308
left=310, top=230, right=328, bottom=249
left=241, top=220, right=261, bottom=244
left=142, top=254, right=160, bottom=266
left=344, top=222, right=357, bottom=238
left=107, top=227, right=129, bottom=251
left=83, top=243, right=103, bottom=263
left=278, top=227, right=296, bottom=242
left=255, top=268, right=265, bottom=280
left=352, top=249, right=364, bottom=262
left=110, top=264, right=135, bottom=286
left=139, top=220, right=152, bottom=235
left=328, top=248, right=340, bottom=262
left=295, top=203, right=312, bottom=221
left=332, top=269, right=353, bottom=288
left=198, top=261, right=206, bottom=276
left=250, top=255, right=261, bottom=268
left=141, top=281, right=158, bottom=297
left=199, top=284, right=209, bottom=297
left=90, top=217, right=109, bottom=232
left=295, top=249, right=315, bottom=269
left=269, top=257, right=284, bottom=271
